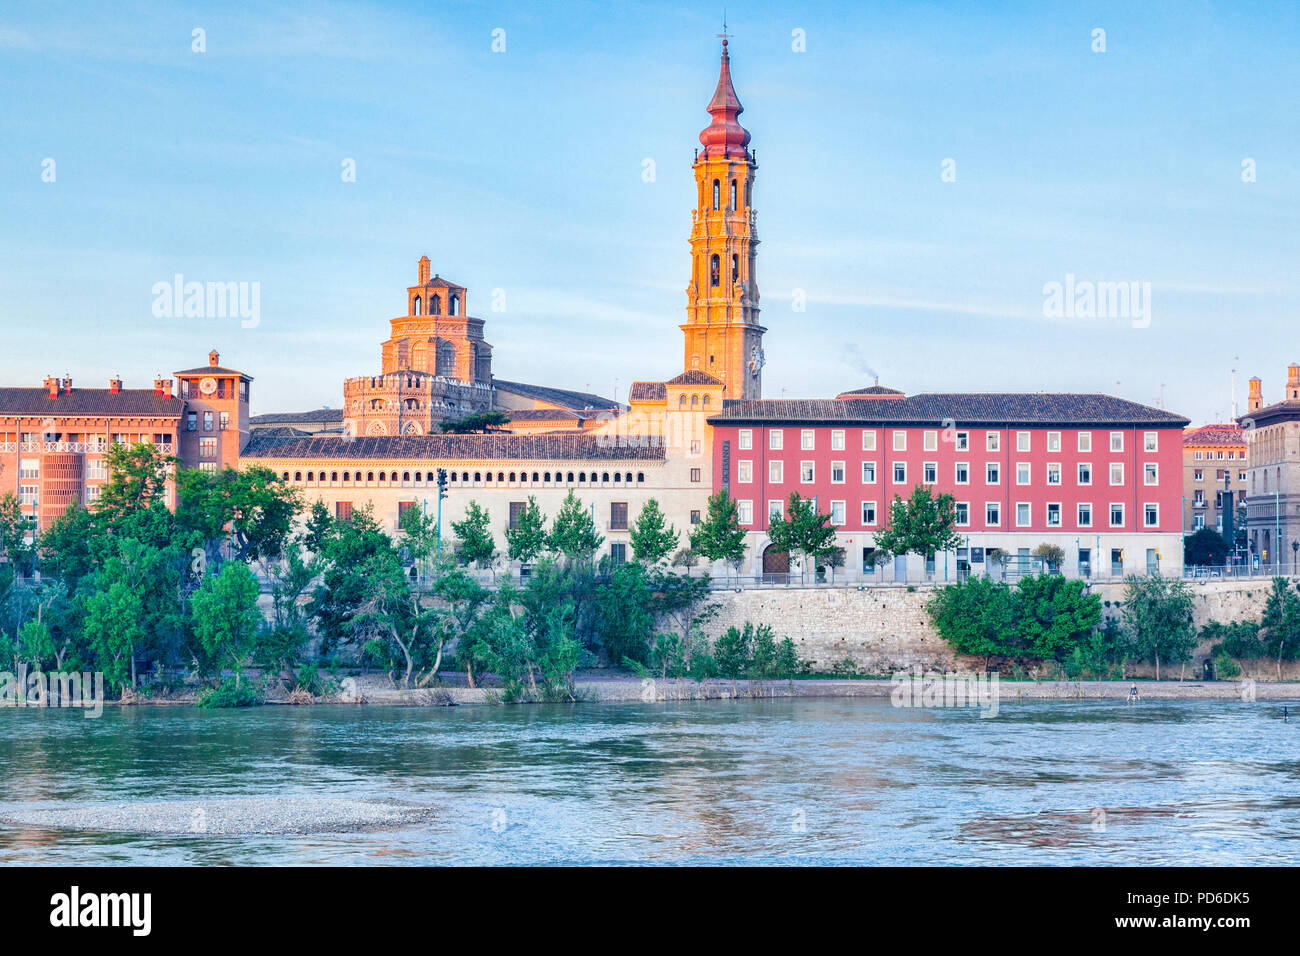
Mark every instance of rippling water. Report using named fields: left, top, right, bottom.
left=1, top=697, right=1297, bottom=865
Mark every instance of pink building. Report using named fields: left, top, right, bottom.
left=708, top=386, right=1188, bottom=581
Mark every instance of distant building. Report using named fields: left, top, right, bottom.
left=1181, top=424, right=1246, bottom=536
left=1240, top=366, right=1300, bottom=570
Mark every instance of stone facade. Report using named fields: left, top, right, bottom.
left=1181, top=423, right=1246, bottom=538
left=1240, top=367, right=1300, bottom=571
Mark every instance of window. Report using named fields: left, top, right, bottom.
left=986, top=462, right=1000, bottom=484
left=924, top=431, right=938, bottom=451
left=893, top=462, right=907, bottom=483
left=955, top=502, right=969, bottom=526
left=1144, top=503, right=1159, bottom=527
left=187, top=412, right=197, bottom=432
left=986, top=431, right=1000, bottom=452
left=86, top=459, right=107, bottom=480
left=203, top=411, right=213, bottom=431
left=769, top=460, right=784, bottom=483
left=923, top=462, right=937, bottom=484
left=800, top=461, right=815, bottom=483
left=737, top=500, right=753, bottom=525
left=690, top=468, right=701, bottom=482
left=1078, top=431, right=1092, bottom=452
left=1016, top=502, right=1031, bottom=527
left=893, top=430, right=907, bottom=451
left=801, top=429, right=815, bottom=450
left=335, top=501, right=353, bottom=521
left=85, top=485, right=101, bottom=503
left=1047, top=502, right=1062, bottom=526
left=955, top=462, right=969, bottom=484
left=862, top=430, right=876, bottom=451
left=1078, top=503, right=1092, bottom=527
left=986, top=502, right=1001, bottom=526
left=1078, top=463, right=1092, bottom=485
left=689, top=440, right=701, bottom=455
left=610, top=502, right=628, bottom=530
left=831, top=429, right=845, bottom=451
left=219, top=411, right=230, bottom=431
left=610, top=543, right=628, bottom=566
left=830, top=500, right=846, bottom=525
left=768, top=500, right=783, bottom=521
left=1144, top=463, right=1158, bottom=485
left=737, top=460, right=753, bottom=483
left=1110, top=431, right=1124, bottom=452
left=1144, top=431, right=1158, bottom=452
left=831, top=461, right=845, bottom=483
left=1110, top=503, right=1124, bottom=527
left=1017, top=431, right=1030, bottom=452
left=18, top=459, right=38, bottom=479
left=1110, top=462, right=1124, bottom=485
left=18, top=485, right=37, bottom=506
left=861, top=501, right=877, bottom=525
left=1047, top=432, right=1061, bottom=452
left=199, top=437, right=217, bottom=459
left=955, top=431, right=969, bottom=451
left=1017, top=463, right=1031, bottom=485
left=738, top=429, right=752, bottom=450
left=770, top=429, right=783, bottom=450
left=1046, top=463, right=1061, bottom=485
left=690, top=510, right=701, bottom=525
left=508, top=501, right=526, bottom=530
left=862, top=461, right=877, bottom=483
left=1194, top=451, right=1203, bottom=461
left=712, top=178, right=720, bottom=209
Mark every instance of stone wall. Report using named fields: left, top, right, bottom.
left=703, top=578, right=1298, bottom=679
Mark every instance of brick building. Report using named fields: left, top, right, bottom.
left=1181, top=424, right=1246, bottom=536
left=1240, top=366, right=1300, bottom=571
left=708, top=387, right=1189, bottom=581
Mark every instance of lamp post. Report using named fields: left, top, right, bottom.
left=1292, top=539, right=1297, bottom=576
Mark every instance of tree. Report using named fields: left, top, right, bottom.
left=1014, top=573, right=1102, bottom=661
left=1122, top=574, right=1196, bottom=680
left=629, top=498, right=679, bottom=565
left=1260, top=577, right=1300, bottom=680
left=873, top=485, right=964, bottom=562
left=690, top=490, right=746, bottom=567
left=450, top=501, right=496, bottom=570
left=548, top=490, right=603, bottom=563
left=177, top=465, right=302, bottom=567
left=96, top=441, right=175, bottom=518
left=0, top=493, right=35, bottom=574
left=439, top=411, right=511, bottom=434
left=1184, top=528, right=1229, bottom=568
left=505, top=496, right=548, bottom=564
left=1031, top=543, right=1065, bottom=571
left=766, top=493, right=837, bottom=575
left=302, top=501, right=336, bottom=555
left=592, top=563, right=657, bottom=664
left=190, top=561, right=262, bottom=688
left=714, top=623, right=753, bottom=693
left=430, top=564, right=489, bottom=687
left=927, top=576, right=1018, bottom=667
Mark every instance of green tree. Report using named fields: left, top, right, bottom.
left=1261, top=577, right=1300, bottom=680
left=505, top=496, right=548, bottom=564
left=1122, top=574, right=1197, bottom=680
left=1184, top=528, right=1229, bottom=567
left=766, top=493, right=838, bottom=576
left=0, top=493, right=35, bottom=573
left=629, top=498, right=679, bottom=565
left=1014, top=573, right=1102, bottom=661
left=190, top=561, right=262, bottom=688
left=302, top=501, right=336, bottom=555
left=775, top=636, right=801, bottom=684
left=438, top=410, right=511, bottom=434
left=592, top=562, right=657, bottom=665
left=548, top=490, right=603, bottom=563
left=873, top=485, right=964, bottom=563
left=1031, top=543, right=1065, bottom=571
left=714, top=623, right=753, bottom=693
left=177, top=465, right=302, bottom=566
left=927, top=575, right=1018, bottom=667
left=96, top=441, right=176, bottom=518
left=450, top=501, right=497, bottom=570
left=689, top=490, right=746, bottom=567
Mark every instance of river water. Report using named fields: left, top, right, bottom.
left=0, top=697, right=1296, bottom=865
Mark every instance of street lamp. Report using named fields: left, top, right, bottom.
left=1292, top=540, right=1297, bottom=576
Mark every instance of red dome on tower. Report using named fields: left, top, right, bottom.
left=699, top=39, right=751, bottom=160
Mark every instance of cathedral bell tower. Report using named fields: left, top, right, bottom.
left=682, top=36, right=765, bottom=401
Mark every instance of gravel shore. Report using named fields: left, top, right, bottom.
left=0, top=797, right=434, bottom=836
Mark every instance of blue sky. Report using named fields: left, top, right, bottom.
left=2, top=0, right=1297, bottom=424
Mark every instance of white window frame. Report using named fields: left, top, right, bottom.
left=831, top=429, right=845, bottom=451
left=955, top=501, right=970, bottom=527
left=1046, top=462, right=1062, bottom=486
left=1110, top=431, right=1124, bottom=452
left=1109, top=503, right=1125, bottom=527
left=831, top=460, right=846, bottom=484
left=801, top=429, right=815, bottom=450
left=893, top=430, right=907, bottom=451
left=862, top=461, right=877, bottom=484
left=955, top=462, right=970, bottom=485
left=924, top=430, right=938, bottom=451
left=737, top=500, right=753, bottom=525
left=770, top=429, right=783, bottom=450
left=862, top=430, right=877, bottom=451
left=923, top=461, right=937, bottom=485
left=1078, top=431, right=1092, bottom=452
left=986, top=431, right=1000, bottom=452
left=1110, top=462, right=1124, bottom=486
left=1144, top=463, right=1158, bottom=486
left=985, top=502, right=1001, bottom=526
left=986, top=462, right=1000, bottom=485
left=861, top=501, right=878, bottom=525
left=1046, top=502, right=1062, bottom=527
left=1017, top=462, right=1031, bottom=485
left=1078, top=462, right=1092, bottom=485
left=830, top=500, right=846, bottom=526
left=738, top=429, right=752, bottom=450
left=769, top=460, right=784, bottom=483
left=893, top=462, right=907, bottom=484
left=1144, top=502, right=1159, bottom=527
left=737, top=460, right=753, bottom=483
left=1017, top=431, right=1030, bottom=452
left=1077, top=502, right=1092, bottom=527
left=1047, top=431, right=1061, bottom=452
left=1144, top=431, right=1158, bottom=452
left=800, top=460, right=815, bottom=483
left=1016, top=502, right=1031, bottom=527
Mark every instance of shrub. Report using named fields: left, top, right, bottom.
left=196, top=677, right=263, bottom=708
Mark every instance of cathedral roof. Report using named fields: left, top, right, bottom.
left=493, top=379, right=621, bottom=412
left=667, top=369, right=724, bottom=386
left=241, top=433, right=664, bottom=462
left=699, top=39, right=751, bottom=160
left=629, top=382, right=667, bottom=403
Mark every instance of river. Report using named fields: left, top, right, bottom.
left=0, top=697, right=1296, bottom=865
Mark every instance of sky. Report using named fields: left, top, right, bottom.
left=1, top=0, right=1298, bottom=425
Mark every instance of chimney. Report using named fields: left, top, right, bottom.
left=1249, top=376, right=1263, bottom=412
left=44, top=375, right=58, bottom=398
left=61, top=374, right=72, bottom=393
left=208, top=349, right=220, bottom=367
left=1288, top=364, right=1300, bottom=401
left=109, top=376, right=122, bottom=393
left=154, top=375, right=166, bottom=396
left=418, top=256, right=431, bottom=285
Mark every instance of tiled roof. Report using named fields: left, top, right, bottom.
left=241, top=433, right=665, bottom=462
left=422, top=275, right=465, bottom=289
left=629, top=381, right=667, bottom=402
left=253, top=426, right=315, bottom=439
left=173, top=366, right=252, bottom=378
left=666, top=370, right=723, bottom=386
left=0, top=388, right=184, bottom=418
left=250, top=408, right=345, bottom=425
left=503, top=408, right=584, bottom=422
left=492, top=379, right=621, bottom=411
left=1183, top=424, right=1245, bottom=447
left=837, top=384, right=905, bottom=397
left=1239, top=401, right=1300, bottom=427
left=708, top=393, right=1190, bottom=427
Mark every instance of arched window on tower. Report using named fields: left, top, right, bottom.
left=710, top=254, right=720, bottom=287
left=450, top=295, right=459, bottom=316
left=431, top=295, right=442, bottom=315
left=732, top=254, right=739, bottom=283
left=712, top=179, right=720, bottom=210
left=413, top=295, right=422, bottom=315
left=730, top=179, right=737, bottom=209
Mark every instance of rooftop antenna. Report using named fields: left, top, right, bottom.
left=1158, top=383, right=1166, bottom=409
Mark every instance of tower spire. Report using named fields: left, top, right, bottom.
left=699, top=32, right=750, bottom=160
